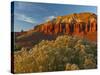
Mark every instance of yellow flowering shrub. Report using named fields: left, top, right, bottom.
left=14, top=35, right=97, bottom=73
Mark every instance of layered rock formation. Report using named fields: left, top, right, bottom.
left=34, top=12, right=97, bottom=36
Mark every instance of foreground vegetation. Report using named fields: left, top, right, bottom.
left=14, top=35, right=97, bottom=73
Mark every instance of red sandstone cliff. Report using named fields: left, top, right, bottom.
left=34, top=13, right=97, bottom=34
left=34, top=12, right=97, bottom=37
left=15, top=12, right=97, bottom=48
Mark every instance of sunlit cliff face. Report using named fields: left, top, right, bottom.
left=34, top=13, right=97, bottom=41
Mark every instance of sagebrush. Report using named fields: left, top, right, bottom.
left=14, top=35, right=97, bottom=73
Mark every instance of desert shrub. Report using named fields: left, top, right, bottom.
left=14, top=45, right=22, bottom=51
left=14, top=35, right=97, bottom=73
left=65, top=63, right=79, bottom=70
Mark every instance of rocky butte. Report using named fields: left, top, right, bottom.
left=34, top=12, right=97, bottom=41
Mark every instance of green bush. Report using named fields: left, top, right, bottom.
left=14, top=45, right=22, bottom=51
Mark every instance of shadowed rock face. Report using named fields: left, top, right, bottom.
left=34, top=12, right=97, bottom=36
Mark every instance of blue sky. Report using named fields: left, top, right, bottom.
left=12, top=1, right=97, bottom=32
